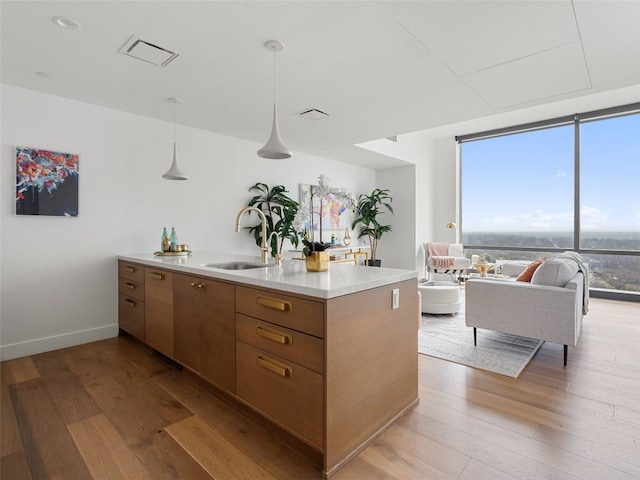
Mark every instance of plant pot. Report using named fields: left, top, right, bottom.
left=305, top=251, right=329, bottom=272
left=367, top=259, right=382, bottom=267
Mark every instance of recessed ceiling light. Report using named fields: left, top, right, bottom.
left=52, top=16, right=81, bottom=30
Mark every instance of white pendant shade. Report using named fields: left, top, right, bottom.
left=258, top=40, right=291, bottom=160
left=163, top=142, right=188, bottom=180
left=258, top=104, right=292, bottom=159
left=163, top=97, right=188, bottom=180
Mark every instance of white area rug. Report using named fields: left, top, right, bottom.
left=419, top=310, right=544, bottom=378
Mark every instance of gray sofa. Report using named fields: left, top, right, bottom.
left=465, top=252, right=588, bottom=366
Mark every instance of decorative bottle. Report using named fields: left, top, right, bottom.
left=170, top=227, right=178, bottom=247
left=161, top=227, right=169, bottom=252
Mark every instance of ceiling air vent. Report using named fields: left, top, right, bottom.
left=297, top=108, right=330, bottom=121
left=118, top=35, right=179, bottom=67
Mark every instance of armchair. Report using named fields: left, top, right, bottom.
left=422, top=242, right=472, bottom=282
left=465, top=252, right=588, bottom=366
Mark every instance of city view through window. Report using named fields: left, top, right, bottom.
left=460, top=109, right=639, bottom=294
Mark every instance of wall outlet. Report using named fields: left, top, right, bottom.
left=392, top=288, right=400, bottom=309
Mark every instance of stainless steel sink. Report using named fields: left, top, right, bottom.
left=203, top=261, right=268, bottom=270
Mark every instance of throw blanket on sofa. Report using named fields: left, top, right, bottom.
left=428, top=242, right=454, bottom=268
left=556, top=251, right=590, bottom=315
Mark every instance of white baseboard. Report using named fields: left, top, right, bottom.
left=0, top=324, right=119, bottom=361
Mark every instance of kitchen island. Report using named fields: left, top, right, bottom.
left=118, top=252, right=419, bottom=478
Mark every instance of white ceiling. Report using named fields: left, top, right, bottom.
left=2, top=1, right=639, bottom=169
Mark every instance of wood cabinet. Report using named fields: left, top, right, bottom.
left=235, top=287, right=325, bottom=450
left=117, top=262, right=145, bottom=341
left=236, top=341, right=324, bottom=449
left=144, top=267, right=174, bottom=357
left=324, top=279, right=419, bottom=475
left=236, top=286, right=324, bottom=338
left=173, top=273, right=236, bottom=393
left=117, top=258, right=418, bottom=478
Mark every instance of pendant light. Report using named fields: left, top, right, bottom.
left=257, top=40, right=292, bottom=159
left=162, top=97, right=188, bottom=180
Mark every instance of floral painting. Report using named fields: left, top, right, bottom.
left=16, top=147, right=79, bottom=216
left=299, top=177, right=355, bottom=242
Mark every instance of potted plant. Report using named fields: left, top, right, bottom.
left=245, top=183, right=300, bottom=256
left=302, top=238, right=330, bottom=272
left=351, top=188, right=393, bottom=267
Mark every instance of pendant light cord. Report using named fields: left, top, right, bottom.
left=173, top=100, right=177, bottom=143
left=272, top=45, right=276, bottom=105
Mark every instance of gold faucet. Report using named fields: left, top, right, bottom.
left=235, top=206, right=269, bottom=264
left=267, top=231, right=282, bottom=265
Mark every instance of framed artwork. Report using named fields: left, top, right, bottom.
left=299, top=183, right=351, bottom=234
left=16, top=146, right=79, bottom=217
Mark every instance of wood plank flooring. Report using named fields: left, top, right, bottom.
left=1, top=297, right=638, bottom=479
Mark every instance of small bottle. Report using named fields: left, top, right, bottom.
left=170, top=227, right=178, bottom=247
left=331, top=233, right=336, bottom=246
left=161, top=227, right=168, bottom=252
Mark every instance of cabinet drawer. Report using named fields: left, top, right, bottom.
left=145, top=268, right=174, bottom=357
left=118, top=293, right=145, bottom=340
left=118, top=278, right=144, bottom=301
left=236, top=341, right=323, bottom=450
left=236, top=314, right=323, bottom=374
left=118, top=261, right=145, bottom=283
left=236, top=286, right=324, bottom=338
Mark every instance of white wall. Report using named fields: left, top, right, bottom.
left=0, top=85, right=377, bottom=360
left=413, top=136, right=437, bottom=277
left=373, top=131, right=440, bottom=275
left=375, top=165, right=416, bottom=270
left=432, top=138, right=458, bottom=244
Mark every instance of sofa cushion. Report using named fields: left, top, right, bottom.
left=516, top=258, right=545, bottom=282
left=500, top=261, right=529, bottom=277
left=531, top=256, right=580, bottom=287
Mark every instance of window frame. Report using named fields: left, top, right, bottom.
left=457, top=102, right=640, bottom=301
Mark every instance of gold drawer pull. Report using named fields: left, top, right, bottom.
left=125, top=282, right=135, bottom=290
left=125, top=266, right=135, bottom=273
left=256, top=295, right=292, bottom=312
left=125, top=299, right=137, bottom=308
left=256, top=326, right=292, bottom=345
left=257, top=355, right=293, bottom=378
left=150, top=272, right=165, bottom=280
left=190, top=282, right=205, bottom=289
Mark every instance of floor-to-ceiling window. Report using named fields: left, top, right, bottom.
left=458, top=103, right=640, bottom=298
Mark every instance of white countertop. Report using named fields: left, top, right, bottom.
left=118, top=251, right=417, bottom=299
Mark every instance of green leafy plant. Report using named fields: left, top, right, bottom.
left=245, top=183, right=300, bottom=256
left=302, top=239, right=330, bottom=256
left=351, top=188, right=393, bottom=262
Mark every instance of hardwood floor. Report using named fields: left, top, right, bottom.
left=1, top=298, right=638, bottom=479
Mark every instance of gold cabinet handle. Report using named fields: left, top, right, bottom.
left=125, top=266, right=135, bottom=273
left=150, top=272, right=165, bottom=280
left=256, top=295, right=292, bottom=312
left=125, top=299, right=137, bottom=308
left=190, top=282, right=205, bottom=289
left=125, top=282, right=135, bottom=290
left=256, top=325, right=292, bottom=345
left=257, top=355, right=293, bottom=378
